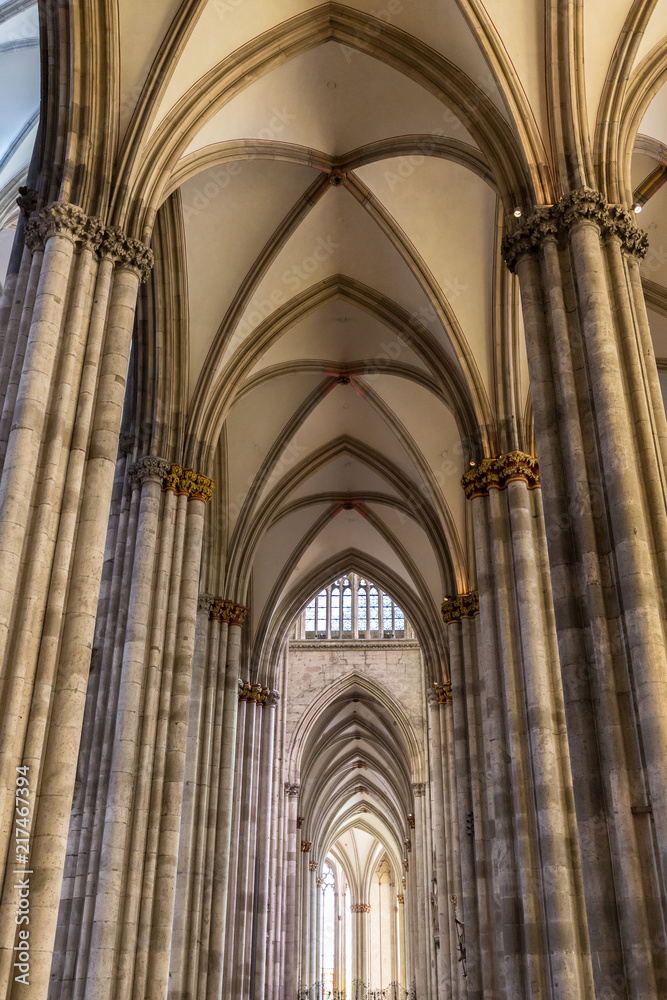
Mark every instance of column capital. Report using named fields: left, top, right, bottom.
left=397, top=894, right=405, bottom=904
left=197, top=593, right=216, bottom=613
left=209, top=598, right=233, bottom=622
left=309, top=860, right=318, bottom=872
left=284, top=782, right=300, bottom=797
left=127, top=456, right=170, bottom=491
left=238, top=682, right=271, bottom=704
left=162, top=464, right=214, bottom=502
left=227, top=602, right=248, bottom=627
left=412, top=782, right=426, bottom=797
left=23, top=202, right=155, bottom=280
left=350, top=903, right=371, bottom=913
left=462, top=451, right=539, bottom=499
left=300, top=840, right=312, bottom=853
left=441, top=592, right=479, bottom=625
left=501, top=187, right=648, bottom=272
left=427, top=682, right=453, bottom=705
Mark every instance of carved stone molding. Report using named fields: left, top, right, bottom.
left=300, top=840, right=312, bottom=853
left=404, top=839, right=412, bottom=853
left=412, top=782, right=426, bottom=797
left=441, top=592, right=479, bottom=625
left=265, top=688, right=281, bottom=707
left=501, top=187, right=649, bottom=272
left=407, top=814, right=415, bottom=829
left=285, top=783, right=300, bottom=797
left=127, top=456, right=170, bottom=491
left=461, top=451, right=539, bottom=500
left=16, top=186, right=38, bottom=218
left=350, top=903, right=371, bottom=913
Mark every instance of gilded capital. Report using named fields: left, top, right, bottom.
left=501, top=187, right=648, bottom=272
left=412, top=782, right=426, bottom=797
left=228, top=603, right=248, bottom=628
left=238, top=682, right=270, bottom=705
left=397, top=894, right=405, bottom=904
left=301, top=840, right=312, bottom=853
left=181, top=468, right=215, bottom=503
left=461, top=451, right=539, bottom=499
left=434, top=682, right=453, bottom=705
left=309, top=861, right=318, bottom=872
left=441, top=592, right=479, bottom=625
left=350, top=903, right=371, bottom=913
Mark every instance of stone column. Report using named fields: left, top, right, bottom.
left=505, top=191, right=667, bottom=998
left=449, top=450, right=596, bottom=1000
left=427, top=688, right=452, bottom=1000
left=351, top=903, right=370, bottom=987
left=211, top=602, right=248, bottom=1000
left=0, top=202, right=153, bottom=1000
left=253, top=688, right=279, bottom=999
left=397, top=894, right=406, bottom=991
left=283, top=783, right=300, bottom=999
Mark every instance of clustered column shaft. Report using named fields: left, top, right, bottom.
left=0, top=202, right=153, bottom=1000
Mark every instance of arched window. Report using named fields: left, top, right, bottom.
left=394, top=602, right=405, bottom=637
left=382, top=592, right=393, bottom=634
left=358, top=582, right=367, bottom=633
left=330, top=585, right=340, bottom=636
left=369, top=587, right=379, bottom=634
left=316, top=590, right=327, bottom=636
left=342, top=580, right=353, bottom=633
left=305, top=597, right=316, bottom=636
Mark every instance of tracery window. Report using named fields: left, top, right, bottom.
left=299, top=575, right=410, bottom=640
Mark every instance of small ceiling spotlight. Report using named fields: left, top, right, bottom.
left=632, top=202, right=643, bottom=214
left=513, top=207, right=522, bottom=217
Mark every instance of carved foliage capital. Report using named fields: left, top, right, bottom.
left=412, top=782, right=426, bottom=797
left=198, top=594, right=216, bottom=614
left=441, top=592, right=479, bottom=625
left=285, top=782, right=300, bottom=797
left=434, top=682, right=453, bottom=705
left=501, top=187, right=649, bottom=272
left=127, top=456, right=170, bottom=491
left=351, top=903, right=371, bottom=913
left=461, top=451, right=539, bottom=499
left=300, top=840, right=312, bottom=853
left=21, top=201, right=155, bottom=281
left=239, top=682, right=271, bottom=704
left=163, top=465, right=214, bottom=503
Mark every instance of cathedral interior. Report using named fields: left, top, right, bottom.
left=1, top=1, right=667, bottom=998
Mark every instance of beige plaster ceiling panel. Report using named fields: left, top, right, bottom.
left=639, top=182, right=667, bottom=288
left=251, top=387, right=426, bottom=512
left=216, top=187, right=461, bottom=376
left=117, top=0, right=185, bottom=137
left=224, top=372, right=324, bottom=532
left=632, top=5, right=667, bottom=71
left=638, top=84, right=667, bottom=146
left=280, top=509, right=420, bottom=600
left=152, top=0, right=507, bottom=136
left=355, top=156, right=496, bottom=394
left=285, top=454, right=404, bottom=502
left=183, top=43, right=477, bottom=158
left=583, top=0, right=634, bottom=133
left=247, top=299, right=430, bottom=377
left=181, top=158, right=318, bottom=396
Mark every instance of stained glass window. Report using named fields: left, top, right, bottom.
left=382, top=592, right=393, bottom=631
left=299, top=578, right=408, bottom=641
left=358, top=584, right=367, bottom=632
left=342, top=583, right=352, bottom=632
left=370, top=587, right=379, bottom=631
left=331, top=586, right=340, bottom=634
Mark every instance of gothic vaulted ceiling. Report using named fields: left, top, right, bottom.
left=20, top=0, right=667, bottom=683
